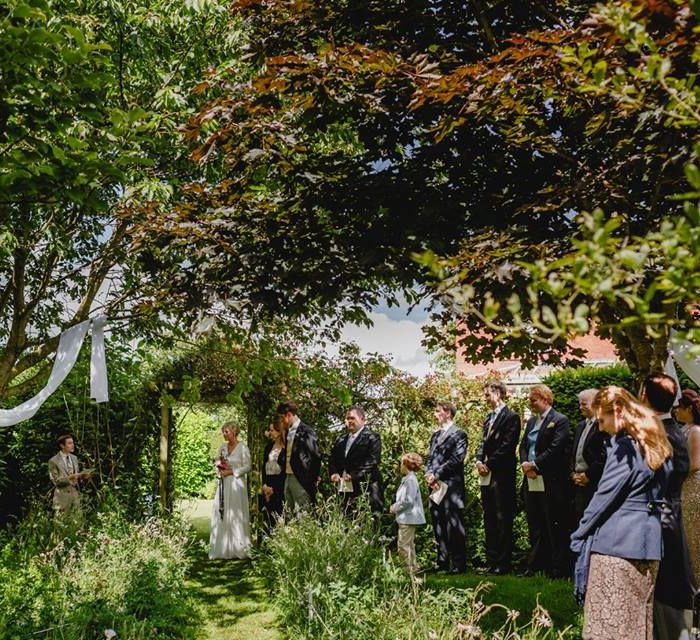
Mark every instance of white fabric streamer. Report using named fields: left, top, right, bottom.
left=0, top=317, right=109, bottom=427
left=90, top=316, right=109, bottom=403
left=669, top=330, right=700, bottom=389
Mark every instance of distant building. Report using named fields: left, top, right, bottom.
left=456, top=332, right=618, bottom=393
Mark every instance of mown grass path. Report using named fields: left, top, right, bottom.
left=182, top=500, right=285, bottom=640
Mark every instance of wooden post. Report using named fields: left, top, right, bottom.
left=159, top=402, right=170, bottom=512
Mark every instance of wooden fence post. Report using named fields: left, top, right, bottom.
left=159, top=402, right=171, bottom=512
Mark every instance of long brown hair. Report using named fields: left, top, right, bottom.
left=593, top=386, right=672, bottom=471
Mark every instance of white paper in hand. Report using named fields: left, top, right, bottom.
left=478, top=471, right=492, bottom=487
left=339, top=478, right=354, bottom=493
left=429, top=480, right=448, bottom=505
left=527, top=475, right=545, bottom=492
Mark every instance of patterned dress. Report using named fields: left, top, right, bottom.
left=584, top=554, right=658, bottom=640
left=682, top=424, right=700, bottom=589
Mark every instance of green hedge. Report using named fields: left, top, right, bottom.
left=543, top=364, right=634, bottom=424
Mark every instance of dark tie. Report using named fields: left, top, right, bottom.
left=486, top=412, right=496, bottom=437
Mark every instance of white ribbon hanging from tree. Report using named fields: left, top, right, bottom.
left=668, top=330, right=700, bottom=389
left=0, top=316, right=109, bottom=427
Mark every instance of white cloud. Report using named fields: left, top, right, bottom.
left=336, top=311, right=433, bottom=378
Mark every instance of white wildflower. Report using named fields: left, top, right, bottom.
left=536, top=612, right=552, bottom=628
left=104, top=630, right=117, bottom=639
left=455, top=622, right=482, bottom=638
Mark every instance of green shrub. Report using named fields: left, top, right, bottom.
left=0, top=344, right=160, bottom=525
left=172, top=408, right=219, bottom=498
left=256, top=500, right=568, bottom=640
left=543, top=364, right=634, bottom=424
left=0, top=499, right=200, bottom=640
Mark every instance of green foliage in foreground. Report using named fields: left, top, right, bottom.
left=427, top=573, right=582, bottom=637
left=0, top=498, right=200, bottom=640
left=256, top=501, right=571, bottom=640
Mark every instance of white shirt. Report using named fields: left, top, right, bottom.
left=60, top=452, right=74, bottom=473
left=487, top=403, right=505, bottom=428
left=345, top=425, right=365, bottom=455
left=287, top=416, right=301, bottom=446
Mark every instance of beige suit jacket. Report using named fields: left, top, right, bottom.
left=48, top=452, right=81, bottom=512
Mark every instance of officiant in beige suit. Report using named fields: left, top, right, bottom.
left=48, top=434, right=87, bottom=518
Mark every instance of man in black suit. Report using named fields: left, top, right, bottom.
left=476, top=381, right=521, bottom=574
left=277, top=401, right=321, bottom=513
left=570, top=388, right=607, bottom=527
left=640, top=372, right=693, bottom=640
left=519, top=384, right=571, bottom=578
left=329, top=405, right=383, bottom=514
left=426, top=401, right=468, bottom=573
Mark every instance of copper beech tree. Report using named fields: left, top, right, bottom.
left=130, top=0, right=700, bottom=378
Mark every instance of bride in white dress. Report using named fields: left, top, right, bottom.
left=209, top=422, right=252, bottom=560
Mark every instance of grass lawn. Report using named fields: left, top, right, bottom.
left=426, top=572, right=583, bottom=637
left=182, top=498, right=580, bottom=638
left=183, top=500, right=285, bottom=640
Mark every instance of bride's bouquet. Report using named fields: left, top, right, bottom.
left=214, top=455, right=230, bottom=475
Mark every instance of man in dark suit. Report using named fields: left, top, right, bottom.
left=329, top=405, right=383, bottom=514
left=475, top=381, right=520, bottom=574
left=570, top=388, right=607, bottom=527
left=277, top=401, right=321, bottom=513
left=426, top=401, right=468, bottom=573
left=519, top=384, right=571, bottom=578
left=640, top=372, right=693, bottom=640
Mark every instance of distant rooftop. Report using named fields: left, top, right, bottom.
left=457, top=332, right=618, bottom=390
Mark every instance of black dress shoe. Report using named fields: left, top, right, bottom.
left=489, top=567, right=509, bottom=576
left=449, top=567, right=466, bottom=575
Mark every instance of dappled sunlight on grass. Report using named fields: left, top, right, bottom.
left=185, top=502, right=284, bottom=640
left=426, top=572, right=582, bottom=637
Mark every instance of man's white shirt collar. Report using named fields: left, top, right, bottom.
left=537, top=408, right=552, bottom=424
left=349, top=425, right=365, bottom=439
left=441, top=420, right=454, bottom=432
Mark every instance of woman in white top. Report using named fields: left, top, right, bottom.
left=390, top=452, right=426, bottom=574
left=209, top=422, right=252, bottom=560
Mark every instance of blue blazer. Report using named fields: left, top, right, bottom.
left=570, top=432, right=671, bottom=561
left=426, top=426, right=468, bottom=509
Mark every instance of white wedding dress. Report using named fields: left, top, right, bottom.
left=209, top=441, right=252, bottom=559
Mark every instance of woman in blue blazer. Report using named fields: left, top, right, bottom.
left=571, top=386, right=673, bottom=640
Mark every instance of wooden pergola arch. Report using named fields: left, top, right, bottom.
left=148, top=342, right=277, bottom=512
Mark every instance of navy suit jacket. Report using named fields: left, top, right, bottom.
left=476, top=406, right=520, bottom=476
left=329, top=428, right=383, bottom=511
left=571, top=432, right=671, bottom=561
left=570, top=419, right=608, bottom=487
left=519, top=408, right=571, bottom=479
left=426, top=426, right=468, bottom=509
left=287, top=421, right=321, bottom=501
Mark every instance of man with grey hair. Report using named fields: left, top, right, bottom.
left=569, top=388, right=607, bottom=527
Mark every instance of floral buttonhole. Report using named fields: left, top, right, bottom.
left=546, top=421, right=556, bottom=430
